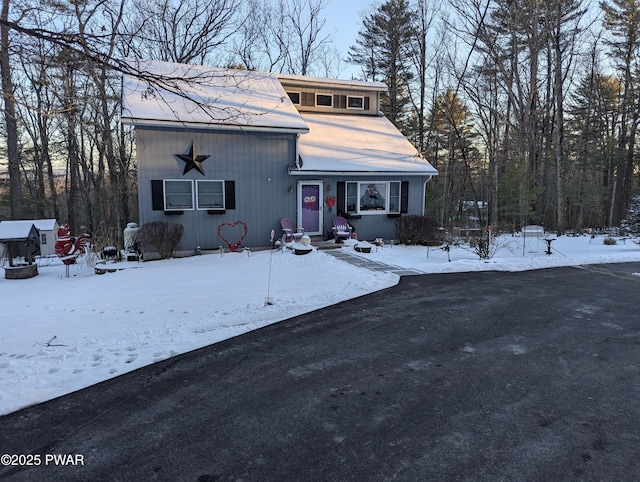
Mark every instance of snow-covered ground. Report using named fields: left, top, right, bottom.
left=1, top=233, right=639, bottom=416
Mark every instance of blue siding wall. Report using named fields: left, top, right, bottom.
left=319, top=177, right=428, bottom=242
left=136, top=126, right=298, bottom=251
left=135, top=126, right=433, bottom=251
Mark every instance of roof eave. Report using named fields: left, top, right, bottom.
left=121, top=117, right=309, bottom=134
left=288, top=168, right=438, bottom=177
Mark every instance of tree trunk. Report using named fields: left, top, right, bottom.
left=554, top=3, right=567, bottom=233
left=0, top=0, right=21, bottom=219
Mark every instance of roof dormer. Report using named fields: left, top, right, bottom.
left=277, top=74, right=386, bottom=116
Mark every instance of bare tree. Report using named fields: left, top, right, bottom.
left=0, top=0, right=21, bottom=219
left=231, top=0, right=334, bottom=76
left=284, top=0, right=332, bottom=75
left=405, top=0, right=442, bottom=154
left=127, top=0, right=240, bottom=65
left=0, top=0, right=241, bottom=237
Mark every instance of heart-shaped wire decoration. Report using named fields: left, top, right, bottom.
left=217, top=221, right=248, bottom=252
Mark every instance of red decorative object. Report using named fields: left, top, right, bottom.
left=218, top=221, right=248, bottom=252
left=326, top=196, right=337, bottom=209
left=55, top=224, right=92, bottom=265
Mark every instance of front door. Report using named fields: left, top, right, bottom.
left=298, top=181, right=323, bottom=236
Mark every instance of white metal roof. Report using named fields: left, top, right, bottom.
left=32, top=219, right=57, bottom=231
left=121, top=60, right=309, bottom=133
left=292, top=113, right=438, bottom=176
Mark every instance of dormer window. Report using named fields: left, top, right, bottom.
left=316, top=94, right=333, bottom=107
left=347, top=96, right=364, bottom=109
left=288, top=92, right=301, bottom=104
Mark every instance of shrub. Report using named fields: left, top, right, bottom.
left=603, top=236, right=617, bottom=245
left=469, top=231, right=513, bottom=259
left=137, top=221, right=184, bottom=259
left=473, top=235, right=490, bottom=259
left=394, top=215, right=439, bottom=245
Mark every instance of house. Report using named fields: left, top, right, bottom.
left=121, top=60, right=437, bottom=254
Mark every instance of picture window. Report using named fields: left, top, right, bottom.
left=345, top=181, right=401, bottom=214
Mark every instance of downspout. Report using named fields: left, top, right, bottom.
left=422, top=175, right=434, bottom=216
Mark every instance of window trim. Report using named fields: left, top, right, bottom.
left=347, top=96, right=364, bottom=110
left=196, top=179, right=225, bottom=210
left=315, top=93, right=333, bottom=107
left=345, top=181, right=402, bottom=215
left=163, top=179, right=194, bottom=211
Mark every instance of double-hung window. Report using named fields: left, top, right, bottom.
left=196, top=180, right=225, bottom=210
left=164, top=180, right=193, bottom=210
left=345, top=181, right=402, bottom=215
left=152, top=179, right=235, bottom=213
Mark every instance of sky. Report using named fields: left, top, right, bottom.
left=322, top=0, right=378, bottom=79
left=1, top=232, right=640, bottom=416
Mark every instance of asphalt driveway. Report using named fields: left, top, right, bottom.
left=2, top=263, right=640, bottom=481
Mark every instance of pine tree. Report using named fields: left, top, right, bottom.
left=347, top=0, right=413, bottom=128
left=600, top=0, right=640, bottom=224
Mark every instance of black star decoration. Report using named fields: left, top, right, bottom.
left=176, top=141, right=209, bottom=176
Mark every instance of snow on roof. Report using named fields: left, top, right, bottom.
left=0, top=221, right=38, bottom=241
left=121, top=60, right=309, bottom=133
left=32, top=219, right=57, bottom=231
left=293, top=114, right=438, bottom=176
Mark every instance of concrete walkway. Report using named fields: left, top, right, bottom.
left=322, top=246, right=424, bottom=276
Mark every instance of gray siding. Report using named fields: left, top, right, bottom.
left=136, top=127, right=433, bottom=251
left=319, top=176, right=429, bottom=242
left=136, top=126, right=298, bottom=252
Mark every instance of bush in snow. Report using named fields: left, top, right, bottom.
left=138, top=221, right=184, bottom=259
left=470, top=231, right=514, bottom=260
left=394, top=215, right=440, bottom=245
